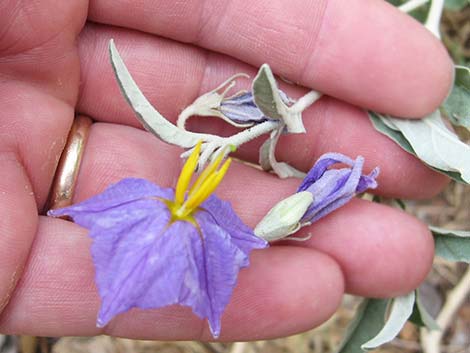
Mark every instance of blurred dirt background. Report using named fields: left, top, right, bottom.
left=1, top=4, right=469, bottom=353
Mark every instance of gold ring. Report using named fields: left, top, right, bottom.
left=47, top=115, right=93, bottom=210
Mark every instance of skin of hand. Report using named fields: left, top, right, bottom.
left=0, top=0, right=454, bottom=341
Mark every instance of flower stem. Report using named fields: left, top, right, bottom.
left=226, top=120, right=279, bottom=147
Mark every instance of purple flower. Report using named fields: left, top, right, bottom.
left=48, top=143, right=267, bottom=338
left=298, top=153, right=379, bottom=224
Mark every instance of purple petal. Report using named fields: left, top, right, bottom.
left=219, top=90, right=292, bottom=124
left=191, top=211, right=252, bottom=337
left=220, top=92, right=266, bottom=124
left=297, top=153, right=356, bottom=192
left=357, top=167, right=380, bottom=193
left=48, top=178, right=173, bottom=217
left=200, top=195, right=268, bottom=255
left=48, top=180, right=173, bottom=235
left=94, top=209, right=183, bottom=326
left=300, top=155, right=379, bottom=224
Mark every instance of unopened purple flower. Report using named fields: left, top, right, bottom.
left=48, top=143, right=267, bottom=338
left=255, top=153, right=379, bottom=241
left=220, top=90, right=291, bottom=125
left=298, top=153, right=379, bottom=224
left=220, top=92, right=268, bottom=124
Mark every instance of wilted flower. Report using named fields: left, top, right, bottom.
left=48, top=142, right=267, bottom=338
left=298, top=153, right=379, bottom=224
left=255, top=153, right=379, bottom=241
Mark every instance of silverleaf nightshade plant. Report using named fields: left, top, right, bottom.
left=108, top=39, right=321, bottom=175
left=48, top=142, right=268, bottom=338
left=48, top=40, right=382, bottom=341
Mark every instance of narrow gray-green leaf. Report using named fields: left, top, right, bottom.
left=442, top=66, right=470, bottom=129
left=109, top=39, right=206, bottom=148
left=361, top=292, right=415, bottom=350
left=336, top=299, right=389, bottom=353
left=369, top=111, right=470, bottom=184
left=409, top=289, right=440, bottom=330
left=430, top=226, right=470, bottom=263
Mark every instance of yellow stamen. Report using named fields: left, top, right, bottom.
left=181, top=158, right=232, bottom=215
left=188, top=149, right=225, bottom=198
left=175, top=141, right=201, bottom=205
left=177, top=158, right=232, bottom=218
left=170, top=142, right=233, bottom=222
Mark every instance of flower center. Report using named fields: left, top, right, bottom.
left=167, top=141, right=232, bottom=223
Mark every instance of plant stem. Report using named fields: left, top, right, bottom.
left=399, top=0, right=429, bottom=13
left=424, top=0, right=444, bottom=38
left=227, top=120, right=279, bottom=147
left=420, top=266, right=470, bottom=353
left=399, top=0, right=444, bottom=39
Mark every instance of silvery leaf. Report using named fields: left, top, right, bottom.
left=257, top=126, right=306, bottom=179
left=109, top=39, right=204, bottom=148
left=361, top=292, right=415, bottom=350
left=442, top=66, right=470, bottom=129
left=430, top=226, right=470, bottom=263
left=252, top=64, right=284, bottom=120
left=369, top=111, right=470, bottom=184
left=252, top=64, right=320, bottom=134
left=335, top=299, right=389, bottom=353
left=409, top=289, right=440, bottom=330
left=369, top=112, right=415, bottom=154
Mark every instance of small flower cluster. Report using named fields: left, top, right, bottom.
left=49, top=49, right=380, bottom=338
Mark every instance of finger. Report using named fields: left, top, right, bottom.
left=0, top=84, right=73, bottom=312
left=77, top=26, right=448, bottom=199
left=0, top=216, right=344, bottom=340
left=0, top=0, right=86, bottom=319
left=75, top=122, right=434, bottom=297
left=0, top=0, right=86, bottom=103
left=87, top=0, right=453, bottom=116
left=291, top=198, right=435, bottom=298
left=0, top=151, right=37, bottom=314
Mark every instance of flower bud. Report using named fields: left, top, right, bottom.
left=254, top=191, right=313, bottom=241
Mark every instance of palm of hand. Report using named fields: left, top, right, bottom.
left=0, top=0, right=452, bottom=340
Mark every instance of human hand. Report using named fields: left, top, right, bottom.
left=0, top=0, right=453, bottom=341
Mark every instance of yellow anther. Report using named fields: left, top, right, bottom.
left=188, top=149, right=225, bottom=198
left=179, top=158, right=232, bottom=218
left=175, top=141, right=201, bottom=205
